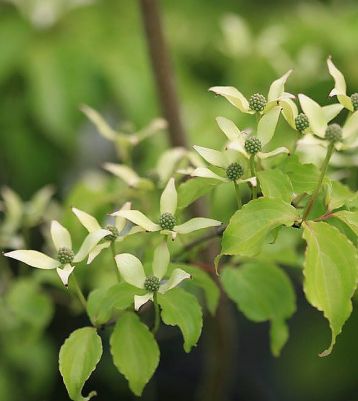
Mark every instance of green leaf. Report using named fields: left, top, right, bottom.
left=221, top=263, right=296, bottom=356
left=259, top=226, right=302, bottom=267
left=333, top=211, right=358, bottom=236
left=87, top=282, right=141, bottom=326
left=110, top=312, right=159, bottom=396
left=280, top=156, right=320, bottom=194
left=177, top=177, right=219, bottom=209
left=257, top=169, right=294, bottom=203
left=325, top=180, right=355, bottom=211
left=220, top=198, right=299, bottom=258
left=59, top=327, right=102, bottom=401
left=302, top=221, right=358, bottom=356
left=158, top=288, right=203, bottom=352
left=170, top=264, right=220, bottom=315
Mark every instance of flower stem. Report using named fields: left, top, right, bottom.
left=249, top=155, right=258, bottom=199
left=233, top=182, right=242, bottom=209
left=110, top=242, right=121, bottom=282
left=302, top=142, right=335, bottom=221
left=152, top=293, right=161, bottom=334
left=71, top=273, right=87, bottom=311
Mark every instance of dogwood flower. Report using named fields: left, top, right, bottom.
left=72, top=202, right=143, bottom=263
left=4, top=221, right=110, bottom=286
left=115, top=242, right=191, bottom=310
left=280, top=96, right=343, bottom=135
left=209, top=70, right=293, bottom=115
left=213, top=113, right=290, bottom=160
left=297, top=94, right=358, bottom=150
left=191, top=145, right=256, bottom=187
left=111, top=178, right=221, bottom=240
left=327, top=57, right=357, bottom=112
left=81, top=104, right=167, bottom=160
left=103, top=163, right=154, bottom=190
left=0, top=185, right=55, bottom=249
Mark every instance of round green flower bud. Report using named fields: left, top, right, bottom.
left=249, top=93, right=267, bottom=112
left=295, top=113, right=309, bottom=133
left=325, top=123, right=342, bottom=143
left=351, top=93, right=358, bottom=111
left=244, top=137, right=262, bottom=155
left=159, top=213, right=176, bottom=230
left=144, top=275, right=160, bottom=292
left=226, top=163, right=244, bottom=181
left=105, top=224, right=119, bottom=241
left=57, top=247, right=74, bottom=265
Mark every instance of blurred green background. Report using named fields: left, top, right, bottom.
left=1, top=0, right=358, bottom=400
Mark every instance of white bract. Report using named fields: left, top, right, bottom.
left=115, top=242, right=191, bottom=310
left=296, top=94, right=358, bottom=151
left=327, top=57, right=355, bottom=111
left=4, top=221, right=110, bottom=286
left=154, top=147, right=194, bottom=187
left=0, top=186, right=55, bottom=249
left=209, top=70, right=293, bottom=115
left=191, top=144, right=256, bottom=187
left=72, top=203, right=144, bottom=263
left=81, top=104, right=167, bottom=160
left=103, top=163, right=154, bottom=190
left=213, top=114, right=290, bottom=160
left=111, top=178, right=222, bottom=240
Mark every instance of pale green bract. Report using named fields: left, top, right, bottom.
left=302, top=221, right=358, bottom=356
left=221, top=263, right=296, bottom=356
left=110, top=312, right=160, bottom=396
left=59, top=327, right=103, bottom=401
left=115, top=242, right=191, bottom=310
left=81, top=104, right=167, bottom=161
left=211, top=114, right=290, bottom=161
left=4, top=220, right=111, bottom=286
left=72, top=202, right=143, bottom=263
left=209, top=69, right=293, bottom=115
left=327, top=57, right=354, bottom=111
left=111, top=177, right=222, bottom=240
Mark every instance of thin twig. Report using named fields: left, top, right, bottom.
left=110, top=242, right=121, bottom=282
left=173, top=225, right=226, bottom=261
left=302, top=142, right=334, bottom=221
left=70, top=273, right=87, bottom=311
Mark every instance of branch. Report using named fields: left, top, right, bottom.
left=139, top=0, right=187, bottom=147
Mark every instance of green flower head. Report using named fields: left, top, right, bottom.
left=115, top=242, right=191, bottom=310
left=111, top=178, right=221, bottom=240
left=5, top=221, right=110, bottom=286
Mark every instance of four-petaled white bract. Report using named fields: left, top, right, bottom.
left=4, top=220, right=111, bottom=286
left=111, top=178, right=222, bottom=240
left=293, top=94, right=358, bottom=159
left=72, top=202, right=144, bottom=263
left=209, top=69, right=294, bottom=114
left=191, top=112, right=290, bottom=182
left=81, top=104, right=167, bottom=146
left=115, top=241, right=191, bottom=310
left=191, top=144, right=257, bottom=187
